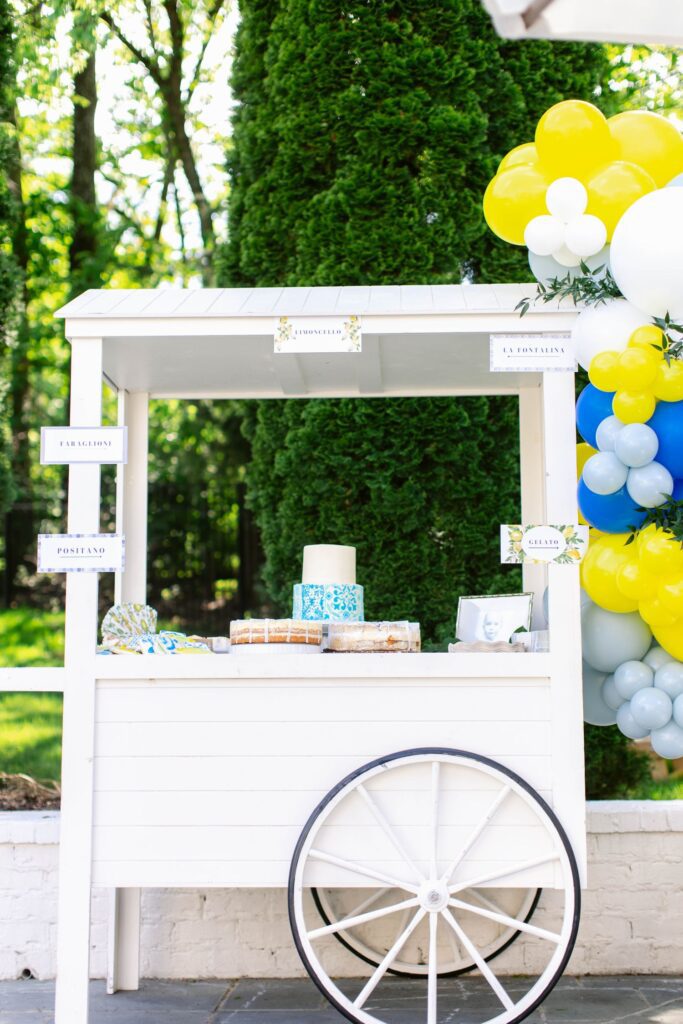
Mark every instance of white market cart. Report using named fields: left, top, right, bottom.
left=4, top=285, right=585, bottom=1024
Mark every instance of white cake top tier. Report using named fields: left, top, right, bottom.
left=302, top=544, right=356, bottom=585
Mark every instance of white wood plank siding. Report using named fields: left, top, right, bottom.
left=90, top=678, right=557, bottom=889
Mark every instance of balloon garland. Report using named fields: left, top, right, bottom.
left=484, top=100, right=683, bottom=757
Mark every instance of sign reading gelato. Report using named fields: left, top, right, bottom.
left=40, top=427, right=127, bottom=465
left=500, top=524, right=588, bottom=565
left=37, top=534, right=125, bottom=573
left=274, top=316, right=362, bottom=354
left=490, top=334, right=575, bottom=373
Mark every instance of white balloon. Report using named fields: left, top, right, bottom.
left=654, top=662, right=683, bottom=700
left=614, top=423, right=659, bottom=468
left=582, top=661, right=615, bottom=726
left=630, top=686, right=673, bottom=730
left=650, top=720, right=683, bottom=759
left=614, top=660, right=654, bottom=700
left=583, top=451, right=629, bottom=495
left=552, top=244, right=582, bottom=268
left=564, top=215, right=608, bottom=258
left=611, top=188, right=683, bottom=320
left=616, top=701, right=651, bottom=740
left=582, top=605, right=652, bottom=673
left=643, top=645, right=676, bottom=671
left=525, top=215, right=565, bottom=256
left=595, top=415, right=625, bottom=453
left=674, top=693, right=683, bottom=728
left=572, top=299, right=650, bottom=372
left=626, top=461, right=674, bottom=508
left=546, top=177, right=588, bottom=221
left=601, top=674, right=626, bottom=711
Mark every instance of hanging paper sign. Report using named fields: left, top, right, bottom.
left=274, top=316, right=362, bottom=354
left=490, top=335, right=575, bottom=373
left=40, top=426, right=127, bottom=465
left=37, top=534, right=125, bottom=573
left=500, top=524, right=588, bottom=565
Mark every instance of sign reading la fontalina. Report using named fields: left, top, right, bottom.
left=40, top=426, right=127, bottom=465
left=37, top=534, right=125, bottom=573
left=490, top=335, right=575, bottom=373
left=500, top=524, right=588, bottom=565
left=274, top=316, right=362, bottom=354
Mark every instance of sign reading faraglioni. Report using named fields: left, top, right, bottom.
left=274, top=316, right=362, bottom=354
left=40, top=426, right=128, bottom=465
left=500, top=524, right=588, bottom=565
left=490, top=334, right=575, bottom=373
left=37, top=534, right=125, bottom=573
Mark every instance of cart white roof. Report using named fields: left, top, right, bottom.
left=482, top=0, right=683, bottom=44
left=56, top=284, right=576, bottom=399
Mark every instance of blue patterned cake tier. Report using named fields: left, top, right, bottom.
left=293, top=583, right=364, bottom=622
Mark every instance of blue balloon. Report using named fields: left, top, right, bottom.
left=673, top=478, right=683, bottom=501
left=648, top=401, right=683, bottom=479
left=576, top=386, right=616, bottom=448
left=578, top=478, right=647, bottom=533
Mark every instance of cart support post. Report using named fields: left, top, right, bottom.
left=519, top=385, right=547, bottom=629
left=109, top=389, right=148, bottom=993
left=54, top=337, right=103, bottom=1024
left=541, top=371, right=587, bottom=884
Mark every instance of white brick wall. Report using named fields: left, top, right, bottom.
left=0, top=802, right=681, bottom=981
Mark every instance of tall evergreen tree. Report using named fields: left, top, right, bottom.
left=221, top=0, right=609, bottom=645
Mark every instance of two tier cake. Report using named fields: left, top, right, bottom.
left=292, top=544, right=364, bottom=622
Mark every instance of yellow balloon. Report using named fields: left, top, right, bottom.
left=535, top=101, right=617, bottom=181
left=585, top=161, right=656, bottom=238
left=483, top=165, right=550, bottom=246
left=576, top=442, right=597, bottom=477
left=497, top=143, right=540, bottom=175
left=612, top=389, right=657, bottom=424
left=658, top=575, right=683, bottom=618
left=629, top=324, right=664, bottom=352
left=609, top=111, right=683, bottom=188
left=638, top=527, right=683, bottom=577
left=653, top=620, right=683, bottom=660
left=589, top=350, right=620, bottom=392
left=580, top=533, right=639, bottom=613
left=615, top=347, right=659, bottom=391
left=616, top=559, right=658, bottom=602
left=653, top=359, right=683, bottom=403
left=639, top=596, right=680, bottom=627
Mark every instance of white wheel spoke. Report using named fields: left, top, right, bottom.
left=449, top=897, right=561, bottom=944
left=308, top=848, right=419, bottom=893
left=430, top=761, right=440, bottom=879
left=357, top=783, right=424, bottom=882
left=391, top=905, right=413, bottom=951
left=343, top=888, right=390, bottom=921
left=354, top=907, right=427, bottom=1008
left=449, top=853, right=560, bottom=895
left=441, top=785, right=511, bottom=885
left=441, top=907, right=514, bottom=1012
left=308, top=896, right=420, bottom=940
left=427, top=911, right=438, bottom=1024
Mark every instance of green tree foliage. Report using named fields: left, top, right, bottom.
left=0, top=0, right=18, bottom=535
left=222, top=0, right=608, bottom=642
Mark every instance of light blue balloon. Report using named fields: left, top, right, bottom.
left=614, top=660, right=654, bottom=700
left=595, top=415, right=625, bottom=453
left=666, top=173, right=683, bottom=188
left=583, top=661, right=615, bottom=726
left=601, top=674, right=625, bottom=711
left=674, top=693, right=683, bottom=728
left=630, top=686, right=673, bottom=730
left=529, top=245, right=611, bottom=284
left=654, top=662, right=683, bottom=700
left=643, top=646, right=676, bottom=672
left=614, top=423, right=659, bottom=468
left=582, top=605, right=652, bottom=673
left=626, top=461, right=674, bottom=508
left=583, top=452, right=629, bottom=495
left=650, top=720, right=683, bottom=759
left=617, top=702, right=651, bottom=740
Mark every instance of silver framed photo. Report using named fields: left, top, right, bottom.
left=455, top=593, right=534, bottom=644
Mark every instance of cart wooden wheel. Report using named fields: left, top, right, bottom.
left=311, top=884, right=542, bottom=977
left=288, top=748, right=580, bottom=1024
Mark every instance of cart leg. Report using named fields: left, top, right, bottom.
left=54, top=338, right=103, bottom=1024
left=108, top=389, right=149, bottom=993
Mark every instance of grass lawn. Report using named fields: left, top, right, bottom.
left=0, top=608, right=64, bottom=783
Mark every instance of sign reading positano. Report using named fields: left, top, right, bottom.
left=37, top=534, right=125, bottom=573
